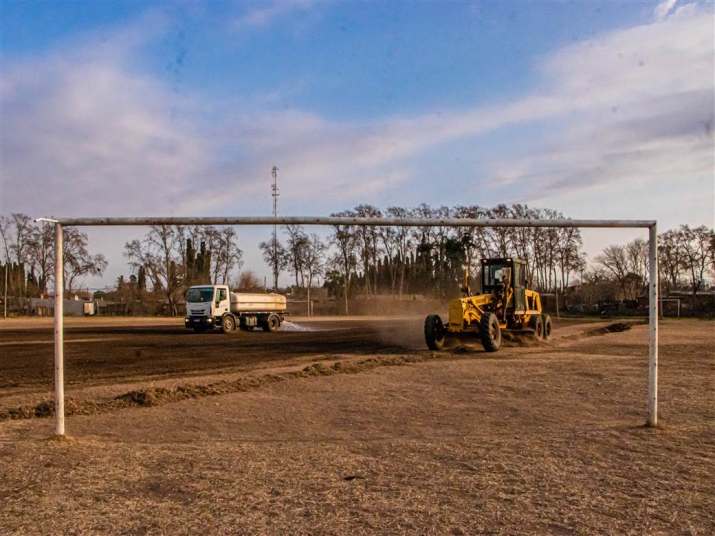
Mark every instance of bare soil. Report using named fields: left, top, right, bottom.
left=0, top=317, right=713, bottom=534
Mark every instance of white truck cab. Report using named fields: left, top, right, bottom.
left=185, top=285, right=287, bottom=333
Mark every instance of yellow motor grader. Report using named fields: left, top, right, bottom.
left=424, top=258, right=551, bottom=352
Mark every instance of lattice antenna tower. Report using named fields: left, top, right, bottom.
left=271, top=166, right=279, bottom=290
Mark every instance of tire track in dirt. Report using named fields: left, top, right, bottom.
left=0, top=338, right=125, bottom=346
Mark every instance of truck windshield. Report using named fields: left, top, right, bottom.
left=186, top=288, right=214, bottom=303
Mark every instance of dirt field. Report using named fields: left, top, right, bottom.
left=0, top=316, right=713, bottom=534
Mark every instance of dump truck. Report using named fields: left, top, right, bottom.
left=424, top=258, right=551, bottom=352
left=185, top=285, right=287, bottom=333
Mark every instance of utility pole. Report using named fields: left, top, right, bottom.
left=271, top=165, right=279, bottom=291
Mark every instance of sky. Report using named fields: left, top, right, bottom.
left=0, top=0, right=713, bottom=290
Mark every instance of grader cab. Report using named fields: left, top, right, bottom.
left=424, top=258, right=552, bottom=352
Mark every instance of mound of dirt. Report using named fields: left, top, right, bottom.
left=0, top=353, right=438, bottom=422
left=115, top=387, right=174, bottom=407
left=584, top=322, right=638, bottom=337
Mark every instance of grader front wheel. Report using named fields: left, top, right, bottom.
left=480, top=313, right=502, bottom=352
left=424, top=314, right=446, bottom=350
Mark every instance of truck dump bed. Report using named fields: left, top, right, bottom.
left=229, top=292, right=287, bottom=313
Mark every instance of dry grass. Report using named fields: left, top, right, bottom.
left=0, top=319, right=713, bottom=534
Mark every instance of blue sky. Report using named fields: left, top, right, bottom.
left=1, top=0, right=713, bottom=288
left=1, top=2, right=647, bottom=114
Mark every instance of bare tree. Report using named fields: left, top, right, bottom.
left=485, top=204, right=511, bottom=257
left=680, top=225, right=714, bottom=296
left=303, top=233, right=326, bottom=315
left=63, top=228, right=108, bottom=293
left=27, top=222, right=54, bottom=295
left=452, top=205, right=482, bottom=278
left=658, top=229, right=685, bottom=292
left=596, top=239, right=652, bottom=301
left=378, top=224, right=399, bottom=294
left=625, top=238, right=648, bottom=285
left=125, top=225, right=182, bottom=315
left=330, top=210, right=360, bottom=314
left=259, top=238, right=288, bottom=290
left=210, top=227, right=243, bottom=285
left=10, top=213, right=33, bottom=267
left=556, top=227, right=585, bottom=291
left=385, top=206, right=412, bottom=297
left=0, top=216, right=10, bottom=318
left=353, top=204, right=382, bottom=294
left=284, top=225, right=309, bottom=289
left=596, top=245, right=631, bottom=299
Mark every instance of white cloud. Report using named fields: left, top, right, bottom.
left=654, top=0, right=679, bottom=20
left=232, top=0, right=321, bottom=30
left=0, top=56, right=209, bottom=216
left=483, top=5, right=714, bottom=207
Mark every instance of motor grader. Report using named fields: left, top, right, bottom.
left=424, top=258, right=551, bottom=352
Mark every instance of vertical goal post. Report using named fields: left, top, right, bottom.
left=47, top=216, right=659, bottom=436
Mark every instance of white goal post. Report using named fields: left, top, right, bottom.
left=47, top=216, right=659, bottom=436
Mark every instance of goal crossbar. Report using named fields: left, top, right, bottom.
left=57, top=216, right=656, bottom=228
left=47, top=216, right=658, bottom=436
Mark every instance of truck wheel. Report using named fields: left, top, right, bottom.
left=222, top=314, right=236, bottom=333
left=424, top=314, right=446, bottom=350
left=530, top=314, right=544, bottom=340
left=542, top=314, right=552, bottom=340
left=480, top=313, right=502, bottom=352
left=263, top=314, right=280, bottom=332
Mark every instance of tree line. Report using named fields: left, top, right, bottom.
left=263, top=204, right=587, bottom=313
left=1, top=211, right=713, bottom=317
left=263, top=206, right=714, bottom=313
left=0, top=214, right=107, bottom=299
left=594, top=225, right=714, bottom=300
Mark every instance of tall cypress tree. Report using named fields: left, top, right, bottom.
left=185, top=239, right=195, bottom=285
left=137, top=265, right=146, bottom=291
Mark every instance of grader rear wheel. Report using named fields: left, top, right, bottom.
left=542, top=314, right=552, bottom=340
left=480, top=312, right=502, bottom=352
left=530, top=314, right=544, bottom=340
left=424, top=314, right=446, bottom=350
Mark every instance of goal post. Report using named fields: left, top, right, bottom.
left=648, top=223, right=658, bottom=427
left=54, top=222, right=65, bottom=436
left=48, top=216, right=659, bottom=436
